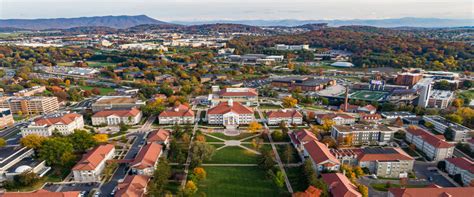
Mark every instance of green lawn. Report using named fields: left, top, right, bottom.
left=205, top=146, right=258, bottom=164
left=276, top=144, right=301, bottom=164
left=285, top=167, right=308, bottom=192
left=86, top=61, right=116, bottom=68
left=370, top=183, right=427, bottom=192
left=198, top=167, right=285, bottom=197
left=205, top=135, right=225, bottom=142
left=259, top=104, right=282, bottom=110
left=79, top=85, right=115, bottom=95
left=208, top=132, right=258, bottom=141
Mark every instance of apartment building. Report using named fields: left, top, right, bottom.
left=72, top=144, right=115, bottom=182
left=21, top=113, right=84, bottom=137
left=0, top=96, right=59, bottom=115
left=130, top=143, right=163, bottom=176
left=115, top=175, right=150, bottom=197
left=395, top=73, right=423, bottom=86
left=272, top=77, right=336, bottom=92
left=158, top=104, right=195, bottom=125
left=316, top=113, right=355, bottom=125
left=207, top=100, right=254, bottom=128
left=423, top=115, right=471, bottom=142
left=0, top=108, right=14, bottom=129
left=388, top=186, right=474, bottom=197
left=428, top=90, right=454, bottom=109
left=331, top=124, right=395, bottom=145
left=92, top=108, right=142, bottom=126
left=13, top=86, right=46, bottom=97
left=266, top=109, right=303, bottom=125
left=405, top=127, right=454, bottom=161
left=303, top=140, right=340, bottom=172
left=445, top=157, right=474, bottom=186
left=91, top=96, right=145, bottom=112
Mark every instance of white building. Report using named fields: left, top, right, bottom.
left=130, top=143, right=163, bottom=176
left=21, top=113, right=84, bottom=137
left=413, top=78, right=434, bottom=107
left=207, top=100, right=254, bottom=128
left=428, top=90, right=454, bottom=109
left=92, top=108, right=142, bottom=126
left=72, top=144, right=115, bottom=182
left=331, top=124, right=395, bottom=145
left=405, top=127, right=454, bottom=161
left=158, top=104, right=195, bottom=125
left=303, top=140, right=340, bottom=172
left=423, top=115, right=472, bottom=142
left=445, top=157, right=474, bottom=186
left=266, top=109, right=303, bottom=125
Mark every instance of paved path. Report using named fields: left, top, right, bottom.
left=181, top=110, right=202, bottom=187
left=238, top=145, right=261, bottom=155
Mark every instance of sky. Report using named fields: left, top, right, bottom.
left=0, top=0, right=472, bottom=21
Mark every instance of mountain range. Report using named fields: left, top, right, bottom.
left=0, top=15, right=472, bottom=30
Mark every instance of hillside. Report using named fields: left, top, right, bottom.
left=0, top=15, right=168, bottom=30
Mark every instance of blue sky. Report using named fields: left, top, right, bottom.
left=1, top=0, right=472, bottom=20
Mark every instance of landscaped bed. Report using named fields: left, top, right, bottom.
left=198, top=166, right=285, bottom=196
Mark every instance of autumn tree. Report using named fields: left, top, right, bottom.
left=20, top=134, right=46, bottom=150
left=248, top=121, right=263, bottom=133
left=321, top=118, right=335, bottom=132
left=358, top=184, right=369, bottom=197
left=0, top=138, right=6, bottom=147
left=282, top=96, right=298, bottom=108
left=193, top=167, right=207, bottom=181
left=282, top=144, right=294, bottom=164
left=251, top=137, right=263, bottom=150
left=321, top=136, right=337, bottom=148
left=182, top=181, right=198, bottom=196
left=93, top=134, right=108, bottom=143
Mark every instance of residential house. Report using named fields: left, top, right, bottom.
left=405, top=127, right=454, bottom=161
left=303, top=140, right=340, bottom=172
left=267, top=109, right=303, bottom=125
left=21, top=113, right=84, bottom=137
left=321, top=173, right=362, bottom=197
left=115, top=175, right=150, bottom=197
left=130, top=143, right=163, bottom=176
left=72, top=144, right=115, bottom=182
left=445, top=157, right=474, bottom=186
left=158, top=104, right=195, bottom=125
left=92, top=108, right=142, bottom=126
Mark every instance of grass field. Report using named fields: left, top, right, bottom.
left=208, top=132, right=258, bottom=141
left=79, top=85, right=115, bottom=95
left=198, top=167, right=284, bottom=197
left=259, top=104, right=283, bottom=110
left=205, top=146, right=258, bottom=164
left=285, top=167, right=308, bottom=192
left=57, top=61, right=116, bottom=68
left=349, top=90, right=388, bottom=101
left=276, top=144, right=301, bottom=164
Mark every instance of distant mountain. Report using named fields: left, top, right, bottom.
left=0, top=15, right=169, bottom=30
left=173, top=17, right=473, bottom=28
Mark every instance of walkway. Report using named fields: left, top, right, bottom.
left=181, top=110, right=202, bottom=187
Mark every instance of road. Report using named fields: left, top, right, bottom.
left=0, top=123, right=28, bottom=146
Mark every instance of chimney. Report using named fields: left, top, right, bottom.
left=228, top=99, right=233, bottom=107
left=344, top=86, right=349, bottom=112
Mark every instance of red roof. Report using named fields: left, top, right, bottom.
left=115, top=175, right=150, bottom=197
left=292, top=186, right=322, bottom=197
left=358, top=148, right=413, bottom=162
left=267, top=110, right=302, bottom=118
left=294, top=129, right=318, bottom=144
left=207, top=101, right=253, bottom=115
left=147, top=129, right=170, bottom=143
left=388, top=186, right=474, bottom=197
left=359, top=113, right=382, bottom=120
left=361, top=104, right=377, bottom=112
left=2, top=190, right=80, bottom=197
left=321, top=173, right=362, bottom=197
left=159, top=105, right=194, bottom=117
left=406, top=127, right=454, bottom=148
left=340, top=104, right=359, bottom=111
left=73, top=144, right=114, bottom=171
left=445, top=157, right=474, bottom=174
left=219, top=88, right=258, bottom=97
left=468, top=138, right=474, bottom=144
left=93, top=108, right=141, bottom=118
left=303, top=140, right=340, bottom=165
left=34, top=113, right=82, bottom=126
left=131, top=143, right=162, bottom=169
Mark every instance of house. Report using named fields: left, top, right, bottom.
left=92, top=108, right=142, bottom=126
left=292, top=186, right=322, bottom=197
left=445, top=157, right=474, bottom=186
left=289, top=129, right=318, bottom=156
left=321, top=173, right=362, bottom=197
left=316, top=113, right=355, bottom=125
left=72, top=144, right=115, bottom=182
left=21, top=113, right=84, bottom=137
left=207, top=100, right=254, bottom=128
left=0, top=108, right=14, bottom=129
left=405, top=126, right=454, bottom=161
left=423, top=115, right=472, bottom=142
left=0, top=147, right=50, bottom=183
left=147, top=129, right=170, bottom=145
left=388, top=185, right=474, bottom=197
left=131, top=143, right=163, bottom=176
left=115, top=175, right=150, bottom=197
left=158, top=104, right=195, bottom=125
left=331, top=124, right=395, bottom=146
left=1, top=190, right=81, bottom=197
left=303, top=140, right=340, bottom=172
left=267, top=109, right=303, bottom=125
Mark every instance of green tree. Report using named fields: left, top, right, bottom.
left=190, top=142, right=215, bottom=168
left=0, top=138, right=6, bottom=148
left=39, top=137, right=74, bottom=166
left=68, top=130, right=97, bottom=153
left=148, top=159, right=171, bottom=196
left=282, top=144, right=294, bottom=164
left=257, top=148, right=276, bottom=171
left=273, top=170, right=285, bottom=188
left=20, top=134, right=46, bottom=150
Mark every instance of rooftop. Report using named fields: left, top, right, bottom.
left=72, top=144, right=114, bottom=171
left=388, top=186, right=474, bottom=197
left=332, top=124, right=393, bottom=133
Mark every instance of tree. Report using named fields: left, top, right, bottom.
left=93, top=134, right=108, bottom=143
left=39, top=137, right=74, bottom=166
left=190, top=142, right=215, bottom=167
left=0, top=138, right=6, bottom=148
left=148, top=159, right=171, bottom=196
left=193, top=167, right=207, bottom=181
left=68, top=130, right=97, bottom=153
left=15, top=171, right=40, bottom=187
left=321, top=118, right=335, bottom=132
left=394, top=117, right=404, bottom=127
left=444, top=128, right=455, bottom=141
left=20, top=134, right=46, bottom=150
left=273, top=170, right=285, bottom=188
left=343, top=134, right=353, bottom=146
left=91, top=87, right=101, bottom=95
left=282, top=144, right=294, bottom=164
left=248, top=121, right=263, bottom=133
left=272, top=130, right=284, bottom=141
left=251, top=137, right=263, bottom=150
left=321, top=136, right=337, bottom=148
left=437, top=160, right=446, bottom=172
left=452, top=98, right=464, bottom=108
left=65, top=79, right=71, bottom=87
left=282, top=96, right=298, bottom=108
left=358, top=184, right=369, bottom=197
left=354, top=166, right=365, bottom=178
left=445, top=114, right=463, bottom=124
left=258, top=148, right=276, bottom=171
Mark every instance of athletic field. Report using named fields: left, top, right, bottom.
left=349, top=90, right=388, bottom=101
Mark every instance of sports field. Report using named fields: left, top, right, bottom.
left=349, top=90, right=387, bottom=101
